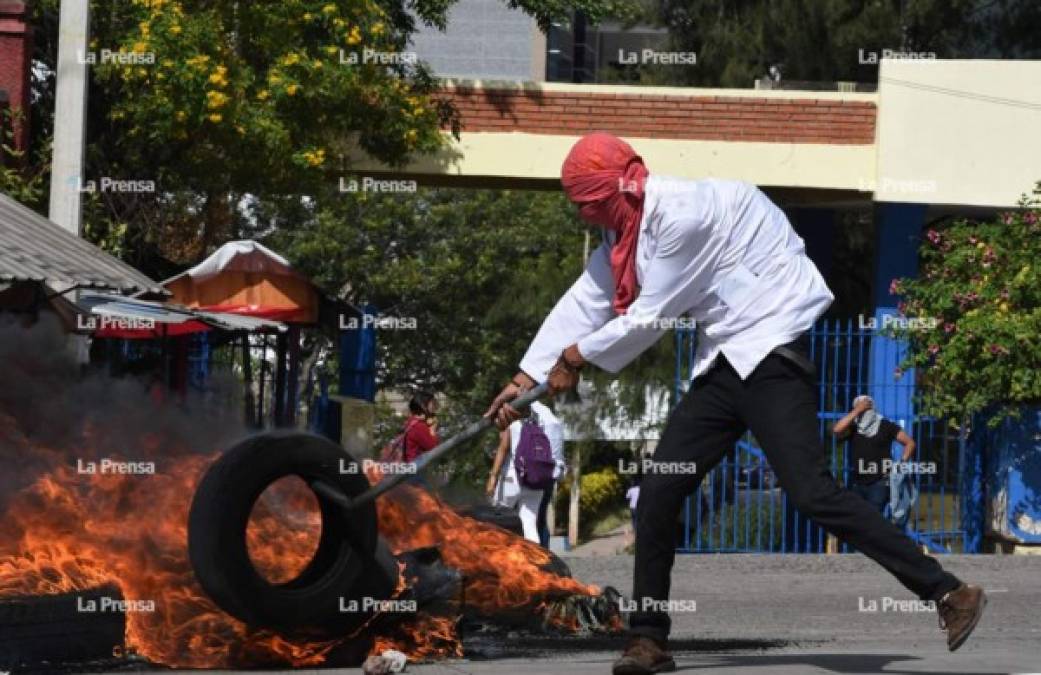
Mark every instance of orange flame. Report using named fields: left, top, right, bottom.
left=0, top=409, right=599, bottom=667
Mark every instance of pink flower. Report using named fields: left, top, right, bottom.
left=1026, top=212, right=1038, bottom=225
left=928, top=344, right=940, bottom=355
left=968, top=235, right=978, bottom=245
left=1001, top=213, right=1015, bottom=225
left=926, top=229, right=941, bottom=246
left=944, top=322, right=956, bottom=333
left=889, top=278, right=903, bottom=295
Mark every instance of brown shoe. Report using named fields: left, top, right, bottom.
left=612, top=636, right=676, bottom=674
left=938, top=583, right=987, bottom=652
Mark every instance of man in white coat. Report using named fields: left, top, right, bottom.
left=485, top=132, right=986, bottom=675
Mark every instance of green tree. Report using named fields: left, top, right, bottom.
left=24, top=0, right=636, bottom=269
left=265, top=186, right=675, bottom=481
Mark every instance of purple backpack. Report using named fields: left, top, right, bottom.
left=514, top=418, right=556, bottom=490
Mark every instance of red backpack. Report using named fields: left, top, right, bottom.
left=380, top=418, right=419, bottom=463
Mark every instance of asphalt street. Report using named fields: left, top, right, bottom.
left=349, top=553, right=1041, bottom=674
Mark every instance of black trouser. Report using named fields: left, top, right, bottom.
left=629, top=345, right=961, bottom=642
left=851, top=479, right=889, bottom=515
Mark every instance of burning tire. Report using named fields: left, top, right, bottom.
left=188, top=430, right=398, bottom=634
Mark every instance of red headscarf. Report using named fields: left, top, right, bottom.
left=560, top=132, right=649, bottom=315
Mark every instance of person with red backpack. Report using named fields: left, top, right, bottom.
left=383, top=391, right=440, bottom=467
left=402, top=391, right=439, bottom=463
left=485, top=400, right=565, bottom=546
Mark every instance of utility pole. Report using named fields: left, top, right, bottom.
left=566, top=230, right=593, bottom=549
left=48, top=0, right=90, bottom=236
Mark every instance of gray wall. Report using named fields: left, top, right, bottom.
left=409, top=0, right=542, bottom=81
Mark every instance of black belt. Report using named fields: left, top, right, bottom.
left=770, top=335, right=816, bottom=377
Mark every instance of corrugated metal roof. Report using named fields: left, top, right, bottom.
left=0, top=193, right=164, bottom=294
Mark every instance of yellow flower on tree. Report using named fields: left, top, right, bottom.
left=286, top=84, right=300, bottom=96
left=187, top=54, right=211, bottom=70
left=347, top=26, right=362, bottom=45
left=208, top=65, right=229, bottom=87
left=207, top=90, right=229, bottom=109
left=208, top=113, right=223, bottom=123
left=322, top=3, right=337, bottom=14
left=302, top=148, right=326, bottom=167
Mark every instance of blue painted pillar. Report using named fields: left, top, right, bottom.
left=339, top=303, right=377, bottom=402
left=868, top=204, right=925, bottom=434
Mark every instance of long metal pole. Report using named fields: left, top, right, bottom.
left=318, top=383, right=550, bottom=510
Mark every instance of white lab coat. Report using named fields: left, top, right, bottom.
left=519, top=176, right=834, bottom=383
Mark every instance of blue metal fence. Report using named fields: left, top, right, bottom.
left=673, top=319, right=970, bottom=554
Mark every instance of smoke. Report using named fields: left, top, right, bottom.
left=0, top=314, right=246, bottom=507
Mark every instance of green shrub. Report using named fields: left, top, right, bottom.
left=894, top=183, right=1041, bottom=425
left=556, top=466, right=625, bottom=524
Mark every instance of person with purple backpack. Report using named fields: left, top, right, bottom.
left=485, top=400, right=566, bottom=546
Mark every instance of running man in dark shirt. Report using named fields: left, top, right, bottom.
left=833, top=395, right=916, bottom=513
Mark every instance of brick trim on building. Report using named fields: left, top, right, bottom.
left=442, top=85, right=876, bottom=145
left=0, top=0, right=32, bottom=155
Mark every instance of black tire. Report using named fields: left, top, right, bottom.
left=457, top=504, right=524, bottom=536
left=187, top=431, right=398, bottom=634
left=0, top=585, right=125, bottom=671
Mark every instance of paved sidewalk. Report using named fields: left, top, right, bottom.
left=565, top=525, right=632, bottom=557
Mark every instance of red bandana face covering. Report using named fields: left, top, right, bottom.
left=560, top=132, right=649, bottom=315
